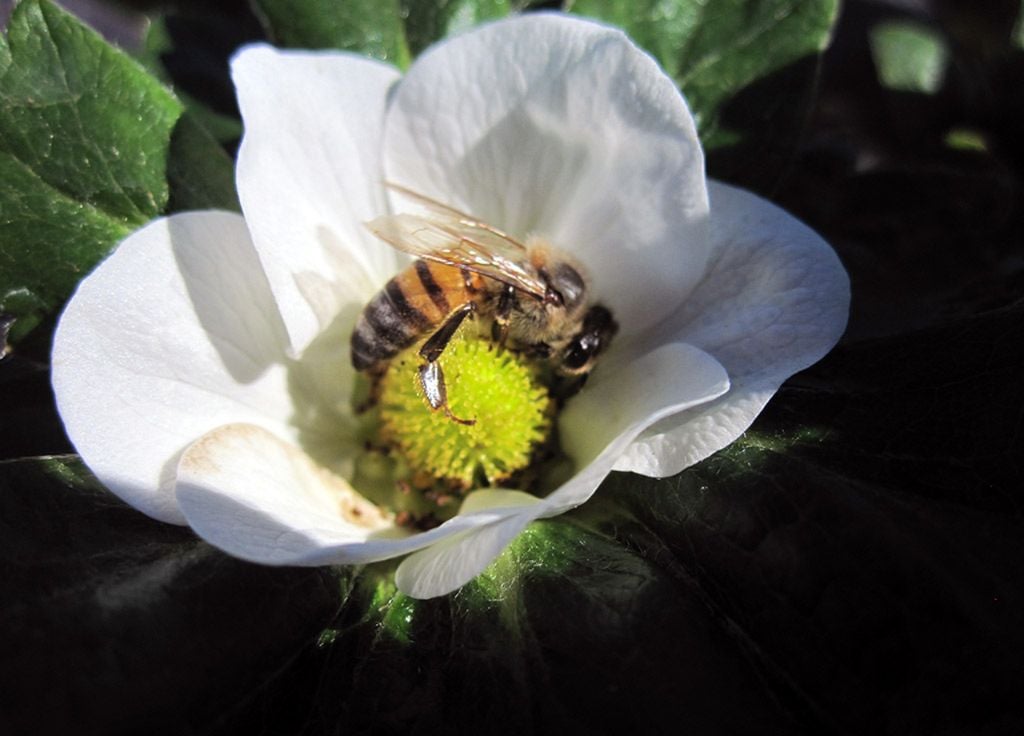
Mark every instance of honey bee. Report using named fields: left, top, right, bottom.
left=351, top=184, right=618, bottom=424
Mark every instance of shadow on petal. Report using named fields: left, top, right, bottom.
left=168, top=214, right=290, bottom=383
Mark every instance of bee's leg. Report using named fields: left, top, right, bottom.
left=418, top=303, right=476, bottom=425
left=354, top=364, right=386, bottom=414
left=418, top=362, right=475, bottom=426
left=490, top=284, right=516, bottom=345
left=419, top=302, right=475, bottom=362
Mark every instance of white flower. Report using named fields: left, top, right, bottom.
left=51, top=13, right=849, bottom=599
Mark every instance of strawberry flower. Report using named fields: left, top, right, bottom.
left=51, top=13, right=848, bottom=599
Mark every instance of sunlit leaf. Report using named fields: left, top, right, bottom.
left=0, top=0, right=182, bottom=341
left=0, top=1, right=240, bottom=344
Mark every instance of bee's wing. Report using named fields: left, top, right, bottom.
left=366, top=212, right=548, bottom=298
left=385, top=182, right=490, bottom=225
left=384, top=182, right=533, bottom=257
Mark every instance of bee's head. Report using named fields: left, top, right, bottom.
left=559, top=304, right=618, bottom=375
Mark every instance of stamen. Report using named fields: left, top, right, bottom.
left=378, top=329, right=552, bottom=491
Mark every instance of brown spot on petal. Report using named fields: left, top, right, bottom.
left=180, top=422, right=393, bottom=532
left=334, top=479, right=392, bottom=529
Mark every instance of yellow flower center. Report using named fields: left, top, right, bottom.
left=378, top=328, right=552, bottom=491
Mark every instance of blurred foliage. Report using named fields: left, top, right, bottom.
left=1, top=0, right=1023, bottom=734
left=869, top=20, right=949, bottom=93
left=775, top=0, right=1024, bottom=338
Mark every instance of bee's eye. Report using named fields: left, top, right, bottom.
left=563, top=336, right=596, bottom=370
left=547, top=263, right=585, bottom=310
left=561, top=305, right=617, bottom=373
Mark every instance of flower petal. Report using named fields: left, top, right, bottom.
left=384, top=13, right=709, bottom=333
left=394, top=512, right=535, bottom=599
left=394, top=489, right=544, bottom=599
left=544, top=341, right=730, bottom=513
left=459, top=488, right=545, bottom=514
left=233, top=45, right=402, bottom=355
left=51, top=212, right=292, bottom=523
left=176, top=424, right=546, bottom=567
left=176, top=423, right=395, bottom=563
left=615, top=181, right=850, bottom=476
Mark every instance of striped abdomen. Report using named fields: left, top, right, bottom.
left=351, top=260, right=485, bottom=370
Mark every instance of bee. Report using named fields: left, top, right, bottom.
left=351, top=184, right=618, bottom=424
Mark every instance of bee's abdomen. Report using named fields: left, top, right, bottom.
left=351, top=261, right=481, bottom=370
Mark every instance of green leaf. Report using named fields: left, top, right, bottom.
left=569, top=0, right=706, bottom=85
left=570, top=0, right=840, bottom=191
left=0, top=455, right=344, bottom=734
left=251, top=0, right=532, bottom=66
left=402, top=0, right=523, bottom=58
left=0, top=151, right=133, bottom=340
left=0, top=0, right=182, bottom=342
left=0, top=0, right=180, bottom=221
left=252, top=0, right=411, bottom=64
left=166, top=111, right=241, bottom=212
left=288, top=520, right=803, bottom=734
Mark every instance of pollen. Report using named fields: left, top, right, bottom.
left=378, top=330, right=552, bottom=490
